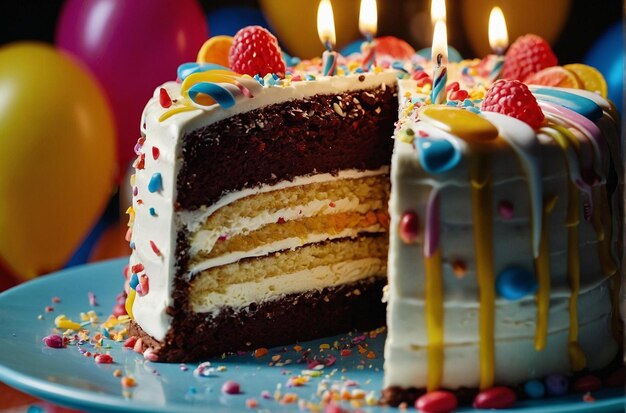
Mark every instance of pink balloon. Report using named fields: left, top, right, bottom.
left=56, top=0, right=208, bottom=179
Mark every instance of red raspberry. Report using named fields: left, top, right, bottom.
left=481, top=79, right=545, bottom=129
left=501, top=34, right=557, bottom=81
left=229, top=26, right=286, bottom=77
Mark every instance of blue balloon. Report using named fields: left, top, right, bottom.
left=584, top=23, right=623, bottom=113
left=207, top=7, right=270, bottom=37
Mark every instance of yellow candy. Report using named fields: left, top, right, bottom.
left=125, top=288, right=136, bottom=319
left=196, top=36, right=233, bottom=67
left=57, top=319, right=81, bottom=330
left=420, top=105, right=498, bottom=142
left=563, top=63, right=608, bottom=98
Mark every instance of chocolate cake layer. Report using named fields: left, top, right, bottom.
left=130, top=276, right=386, bottom=362
left=177, top=85, right=397, bottom=209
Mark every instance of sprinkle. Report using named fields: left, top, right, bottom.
left=143, top=349, right=158, bottom=362
left=452, top=260, right=467, bottom=278
left=95, top=354, right=113, bottom=364
left=149, top=241, right=161, bottom=257
left=216, top=366, right=227, bottom=372
left=261, top=390, right=272, bottom=399
left=280, top=393, right=298, bottom=404
left=340, top=349, right=352, bottom=357
left=152, top=146, right=160, bottom=160
left=42, top=334, right=65, bottom=349
left=159, top=88, right=172, bottom=108
left=194, top=361, right=214, bottom=377
left=148, top=173, right=163, bottom=193
left=319, top=343, right=330, bottom=350
left=129, top=273, right=139, bottom=290
left=365, top=351, right=376, bottom=359
left=121, top=376, right=136, bottom=388
left=246, top=398, right=258, bottom=409
left=583, top=392, right=596, bottom=403
left=45, top=306, right=54, bottom=313
left=222, top=380, right=241, bottom=395
left=149, top=207, right=157, bottom=216
left=88, top=292, right=98, bottom=307
left=52, top=296, right=61, bottom=303
left=113, top=369, right=122, bottom=377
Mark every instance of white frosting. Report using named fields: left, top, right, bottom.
left=129, top=72, right=396, bottom=341
left=192, top=258, right=386, bottom=313
left=384, top=80, right=620, bottom=389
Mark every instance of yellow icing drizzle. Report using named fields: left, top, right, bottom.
left=125, top=288, right=136, bottom=319
left=534, top=195, right=557, bottom=351
left=420, top=106, right=498, bottom=142
left=425, top=249, right=444, bottom=391
left=159, top=105, right=198, bottom=122
left=469, top=148, right=495, bottom=390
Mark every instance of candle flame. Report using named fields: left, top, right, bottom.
left=430, top=0, right=446, bottom=24
left=431, top=19, right=448, bottom=65
left=317, top=0, right=336, bottom=48
left=488, top=7, right=508, bottom=54
left=359, top=0, right=378, bottom=38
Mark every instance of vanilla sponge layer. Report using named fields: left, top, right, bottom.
left=189, top=175, right=390, bottom=264
left=190, top=235, right=388, bottom=313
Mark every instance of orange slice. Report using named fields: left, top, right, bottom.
left=563, top=63, right=608, bottom=98
left=524, top=66, right=581, bottom=89
left=197, top=35, right=233, bottom=67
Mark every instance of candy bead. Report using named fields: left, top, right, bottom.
left=498, top=200, right=514, bottom=220
left=95, top=354, right=113, bottom=364
left=148, top=172, right=163, bottom=193
left=573, top=374, right=602, bottom=393
left=42, top=334, right=64, bottom=349
left=159, top=87, right=172, bottom=108
left=222, top=380, right=241, bottom=394
left=416, top=138, right=461, bottom=174
left=523, top=379, right=545, bottom=399
left=399, top=211, right=420, bottom=244
left=416, top=390, right=458, bottom=413
left=472, top=387, right=516, bottom=409
left=545, top=374, right=569, bottom=396
left=496, top=267, right=538, bottom=300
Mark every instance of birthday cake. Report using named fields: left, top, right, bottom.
left=124, top=25, right=622, bottom=408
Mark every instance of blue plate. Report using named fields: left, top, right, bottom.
left=0, top=259, right=623, bottom=412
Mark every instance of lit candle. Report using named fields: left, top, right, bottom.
left=317, top=0, right=338, bottom=76
left=359, top=0, right=377, bottom=71
left=488, top=6, right=509, bottom=81
left=431, top=0, right=446, bottom=25
left=431, top=19, right=448, bottom=104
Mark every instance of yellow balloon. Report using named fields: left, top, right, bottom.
left=0, top=43, right=116, bottom=280
left=461, top=0, right=571, bottom=58
left=260, top=0, right=361, bottom=59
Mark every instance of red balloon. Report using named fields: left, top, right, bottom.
left=56, top=0, right=208, bottom=179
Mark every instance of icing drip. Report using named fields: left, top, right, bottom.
left=470, top=147, right=495, bottom=390
left=423, top=190, right=443, bottom=391
left=534, top=196, right=557, bottom=351
left=481, top=112, right=543, bottom=258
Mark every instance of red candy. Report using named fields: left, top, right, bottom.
left=501, top=34, right=557, bottom=81
left=159, top=87, right=172, bottom=108
left=482, top=80, right=545, bottom=129
left=95, top=354, right=113, bottom=364
left=573, top=375, right=602, bottom=393
left=222, top=380, right=241, bottom=395
left=42, top=334, right=65, bottom=349
left=229, top=26, right=286, bottom=77
left=473, top=386, right=517, bottom=409
left=399, top=211, right=420, bottom=244
left=416, top=391, right=458, bottom=413
left=123, top=336, right=138, bottom=349
left=152, top=146, right=160, bottom=160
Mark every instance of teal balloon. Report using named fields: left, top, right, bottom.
left=584, top=23, right=623, bottom=113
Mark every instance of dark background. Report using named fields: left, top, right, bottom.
left=0, top=0, right=622, bottom=63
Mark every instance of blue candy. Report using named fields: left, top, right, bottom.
left=129, top=273, right=139, bottom=290
left=148, top=172, right=163, bottom=193
left=188, top=82, right=237, bottom=109
left=532, top=88, right=603, bottom=121
left=496, top=267, right=538, bottom=300
left=177, top=62, right=231, bottom=81
left=149, top=207, right=157, bottom=217
left=545, top=374, right=569, bottom=396
left=524, top=379, right=546, bottom=399
left=416, top=138, right=461, bottom=174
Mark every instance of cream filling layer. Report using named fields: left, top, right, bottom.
left=189, top=226, right=385, bottom=274
left=190, top=194, right=384, bottom=257
left=191, top=258, right=387, bottom=313
left=178, top=167, right=389, bottom=232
